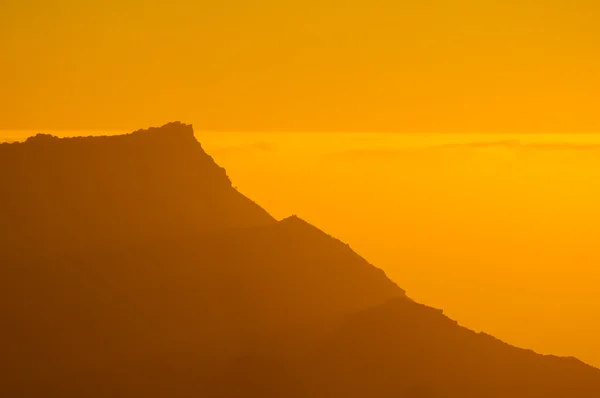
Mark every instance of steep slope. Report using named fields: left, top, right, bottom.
left=305, top=298, right=600, bottom=397
left=0, top=124, right=404, bottom=397
left=1, top=219, right=406, bottom=398
left=0, top=122, right=274, bottom=253
left=204, top=216, right=404, bottom=349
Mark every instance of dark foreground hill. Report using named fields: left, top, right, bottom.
left=1, top=123, right=599, bottom=397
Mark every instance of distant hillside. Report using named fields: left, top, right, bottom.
left=1, top=123, right=598, bottom=397
left=305, top=297, right=600, bottom=397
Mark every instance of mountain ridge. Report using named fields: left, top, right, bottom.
left=1, top=122, right=598, bottom=397
left=0, top=121, right=275, bottom=254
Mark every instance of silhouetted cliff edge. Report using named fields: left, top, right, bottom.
left=0, top=122, right=274, bottom=253
left=1, top=123, right=599, bottom=398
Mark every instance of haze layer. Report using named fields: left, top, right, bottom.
left=2, top=0, right=600, bottom=132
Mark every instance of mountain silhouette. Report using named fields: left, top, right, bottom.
left=0, top=122, right=273, bottom=254
left=1, top=123, right=599, bottom=397
left=305, top=297, right=600, bottom=397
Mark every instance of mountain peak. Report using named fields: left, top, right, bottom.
left=0, top=122, right=275, bottom=252
left=24, top=133, right=59, bottom=143
left=279, top=214, right=312, bottom=227
left=129, top=121, right=196, bottom=142
left=7, top=122, right=197, bottom=147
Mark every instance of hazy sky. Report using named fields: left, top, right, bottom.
left=2, top=0, right=600, bottom=131
left=3, top=0, right=600, bottom=368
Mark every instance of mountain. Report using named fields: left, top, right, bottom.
left=0, top=123, right=404, bottom=397
left=0, top=122, right=274, bottom=254
left=1, top=123, right=599, bottom=397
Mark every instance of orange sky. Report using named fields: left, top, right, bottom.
left=2, top=0, right=600, bottom=132
left=3, top=0, right=600, bottom=368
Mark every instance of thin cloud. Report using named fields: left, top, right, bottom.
left=436, top=140, right=600, bottom=151
left=209, top=141, right=277, bottom=156
left=326, top=139, right=600, bottom=160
